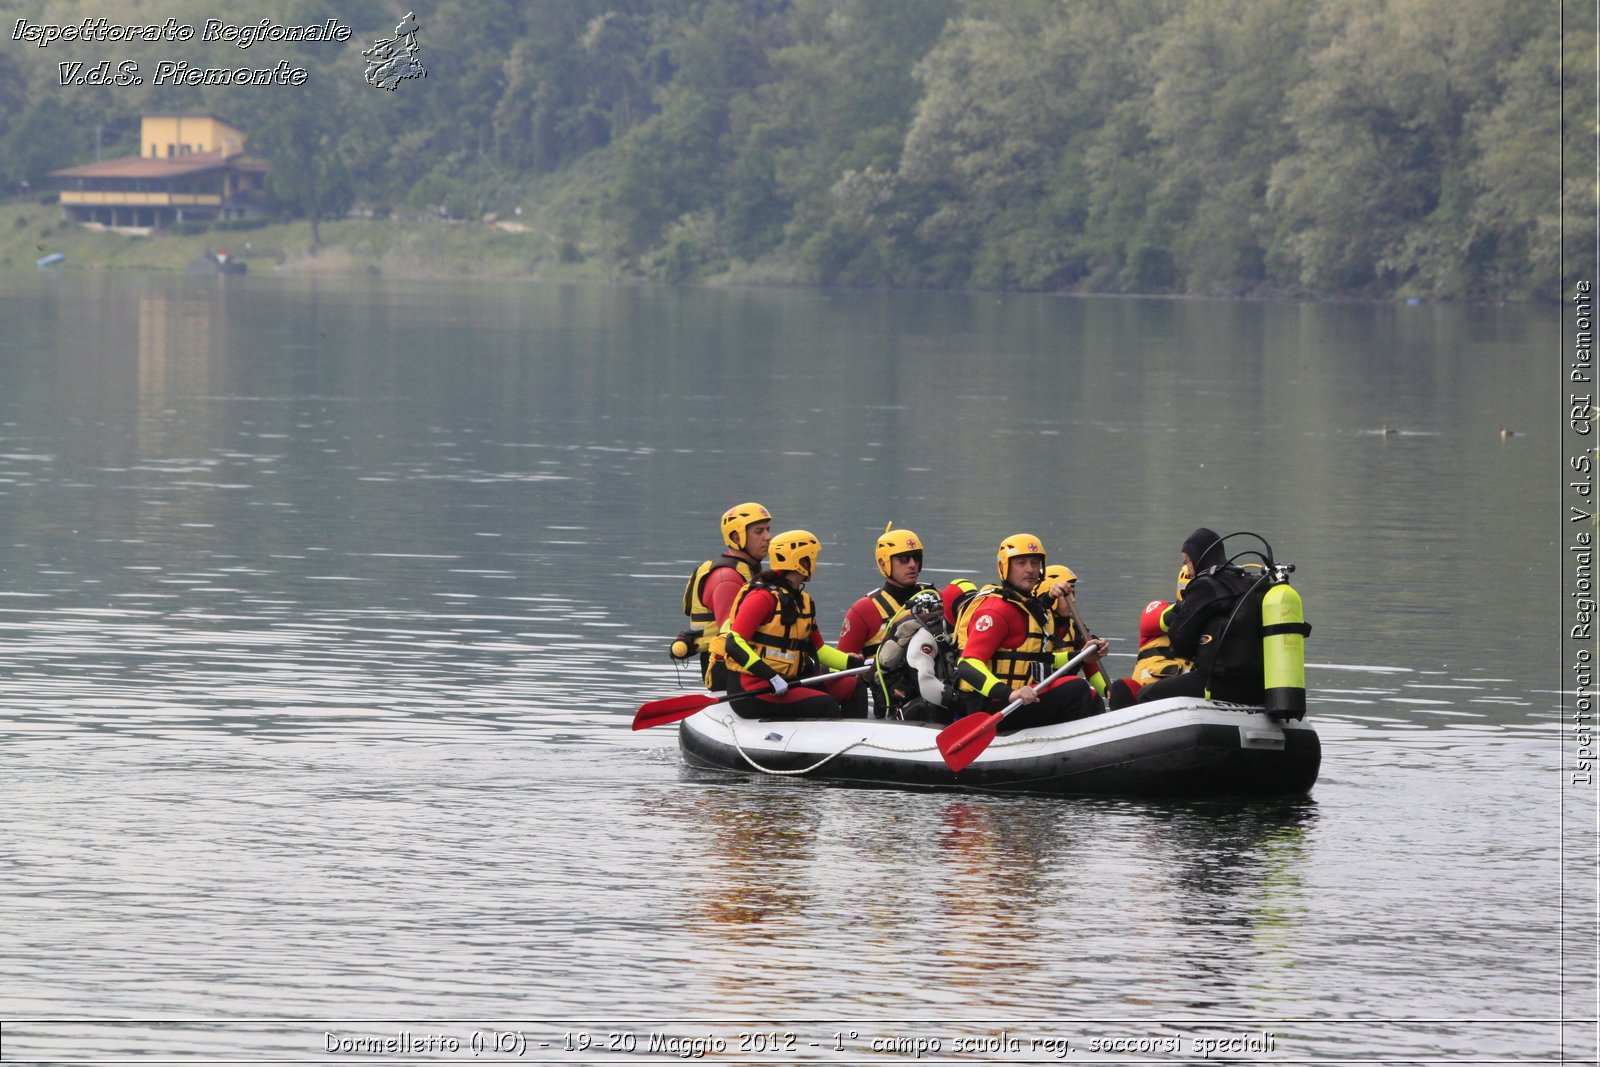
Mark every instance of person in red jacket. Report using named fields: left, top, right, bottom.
left=672, top=501, right=773, bottom=690
left=1034, top=563, right=1111, bottom=698
left=723, top=530, right=863, bottom=719
left=1106, top=598, right=1192, bottom=710
left=954, top=534, right=1108, bottom=732
left=836, top=525, right=936, bottom=716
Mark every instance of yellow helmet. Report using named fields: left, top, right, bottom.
left=996, top=533, right=1046, bottom=581
left=874, top=523, right=923, bottom=578
left=1036, top=564, right=1077, bottom=597
left=769, top=530, right=821, bottom=578
left=1176, top=561, right=1194, bottom=600
left=720, top=501, right=771, bottom=552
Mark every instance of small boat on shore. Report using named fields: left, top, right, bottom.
left=186, top=248, right=247, bottom=275
left=678, top=696, right=1320, bottom=797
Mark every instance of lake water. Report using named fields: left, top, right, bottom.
left=0, top=272, right=1591, bottom=1064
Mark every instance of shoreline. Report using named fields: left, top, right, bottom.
left=1, top=201, right=1543, bottom=305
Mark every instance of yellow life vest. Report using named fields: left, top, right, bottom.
left=683, top=554, right=758, bottom=641
left=852, top=583, right=936, bottom=659
left=725, top=578, right=817, bottom=681
left=954, top=584, right=1056, bottom=694
left=1048, top=611, right=1110, bottom=696
left=1131, top=635, right=1189, bottom=687
left=682, top=554, right=757, bottom=684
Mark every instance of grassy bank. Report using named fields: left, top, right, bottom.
left=0, top=200, right=626, bottom=281
left=0, top=152, right=656, bottom=281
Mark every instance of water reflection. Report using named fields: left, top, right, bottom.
left=1123, top=801, right=1317, bottom=1013
left=647, top=771, right=1327, bottom=1023
left=927, top=798, right=1071, bottom=988
left=678, top=785, right=821, bottom=930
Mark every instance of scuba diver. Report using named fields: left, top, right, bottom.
left=1135, top=527, right=1310, bottom=718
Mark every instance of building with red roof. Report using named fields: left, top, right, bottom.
left=50, top=114, right=269, bottom=233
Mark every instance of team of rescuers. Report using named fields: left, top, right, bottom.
left=674, top=503, right=1269, bottom=730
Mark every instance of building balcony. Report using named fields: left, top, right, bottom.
left=60, top=191, right=224, bottom=207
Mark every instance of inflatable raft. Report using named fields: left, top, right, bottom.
left=678, top=696, right=1319, bottom=797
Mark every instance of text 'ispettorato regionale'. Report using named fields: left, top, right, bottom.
left=12, top=17, right=353, bottom=49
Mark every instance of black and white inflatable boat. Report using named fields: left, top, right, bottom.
left=678, top=696, right=1320, bottom=797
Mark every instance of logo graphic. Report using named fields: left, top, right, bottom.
left=974, top=616, right=993, bottom=633
left=363, top=12, right=425, bottom=90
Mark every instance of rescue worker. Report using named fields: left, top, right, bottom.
left=873, top=589, right=960, bottom=723
left=672, top=502, right=772, bottom=691
left=723, top=530, right=864, bottom=720
left=1106, top=598, right=1192, bottom=710
left=1034, top=563, right=1110, bottom=698
left=1136, top=527, right=1269, bottom=705
left=954, top=534, right=1109, bottom=732
left=836, top=525, right=937, bottom=715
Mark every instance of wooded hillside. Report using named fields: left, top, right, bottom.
left=1, top=0, right=1585, bottom=299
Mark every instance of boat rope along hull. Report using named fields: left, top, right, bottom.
left=677, top=696, right=1319, bottom=797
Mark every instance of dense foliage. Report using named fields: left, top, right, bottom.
left=0, top=0, right=1584, bottom=299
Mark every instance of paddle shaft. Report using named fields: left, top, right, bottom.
left=631, top=663, right=874, bottom=730
left=1063, top=598, right=1105, bottom=677
left=745, top=662, right=873, bottom=697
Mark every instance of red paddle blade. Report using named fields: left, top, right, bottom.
left=936, top=712, right=1002, bottom=772
left=632, top=692, right=718, bottom=730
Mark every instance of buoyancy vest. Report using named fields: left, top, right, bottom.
left=1131, top=598, right=1189, bottom=687
left=725, top=575, right=817, bottom=681
left=682, top=553, right=759, bottom=685
left=1132, top=636, right=1189, bottom=686
left=683, top=553, right=759, bottom=641
left=853, top=582, right=936, bottom=659
left=954, top=584, right=1056, bottom=694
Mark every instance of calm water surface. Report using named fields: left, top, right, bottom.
left=0, top=273, right=1591, bottom=1063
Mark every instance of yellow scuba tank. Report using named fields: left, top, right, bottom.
left=1261, top=571, right=1311, bottom=719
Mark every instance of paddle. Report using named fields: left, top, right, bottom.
left=936, top=646, right=1099, bottom=772
left=1063, top=598, right=1108, bottom=686
left=632, top=664, right=874, bottom=730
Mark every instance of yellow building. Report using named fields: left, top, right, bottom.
left=50, top=114, right=269, bottom=233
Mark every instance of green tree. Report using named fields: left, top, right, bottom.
left=1145, top=0, right=1312, bottom=294
left=604, top=0, right=788, bottom=267
left=1556, top=1, right=1597, bottom=292
left=730, top=0, right=952, bottom=269
left=1268, top=0, right=1541, bottom=297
